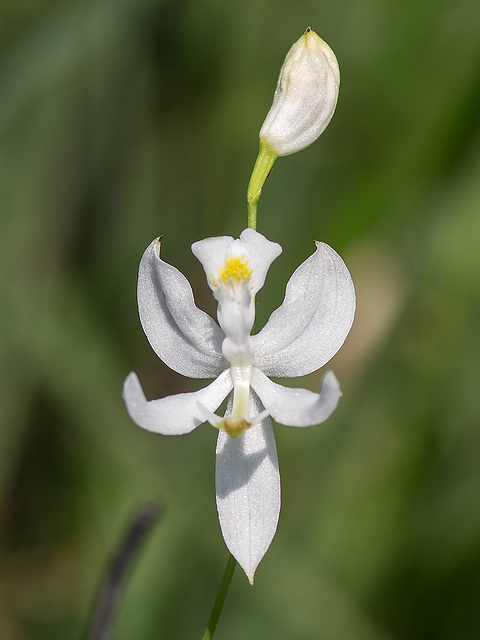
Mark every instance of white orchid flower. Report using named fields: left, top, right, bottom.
left=123, top=228, right=355, bottom=583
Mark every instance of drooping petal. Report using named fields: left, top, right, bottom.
left=138, top=238, right=227, bottom=379
left=123, top=369, right=232, bottom=435
left=253, top=241, right=355, bottom=377
left=192, top=228, right=282, bottom=298
left=215, top=392, right=280, bottom=584
left=251, top=367, right=341, bottom=427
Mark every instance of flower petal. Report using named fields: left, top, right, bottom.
left=123, top=369, right=232, bottom=435
left=138, top=238, right=227, bottom=379
left=253, top=241, right=355, bottom=377
left=192, top=228, right=282, bottom=298
left=251, top=367, right=341, bottom=427
left=215, top=392, right=280, bottom=584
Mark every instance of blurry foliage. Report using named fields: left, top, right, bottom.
left=1, top=0, right=480, bottom=638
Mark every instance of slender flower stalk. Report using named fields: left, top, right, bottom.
left=202, top=554, right=236, bottom=640
left=247, top=141, right=277, bottom=229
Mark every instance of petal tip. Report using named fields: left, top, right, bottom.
left=237, top=558, right=258, bottom=585
left=153, top=235, right=163, bottom=257
left=122, top=371, right=141, bottom=398
left=323, top=370, right=341, bottom=396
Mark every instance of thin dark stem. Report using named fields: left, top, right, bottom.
left=202, top=554, right=237, bottom=640
left=85, top=500, right=161, bottom=640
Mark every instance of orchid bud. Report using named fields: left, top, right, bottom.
left=259, top=27, right=340, bottom=157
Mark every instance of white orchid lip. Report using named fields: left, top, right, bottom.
left=123, top=228, right=355, bottom=582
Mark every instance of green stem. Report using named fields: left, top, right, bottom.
left=202, top=554, right=237, bottom=640
left=247, top=200, right=258, bottom=231
left=246, top=140, right=277, bottom=229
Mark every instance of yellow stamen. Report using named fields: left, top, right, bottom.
left=211, top=255, right=252, bottom=287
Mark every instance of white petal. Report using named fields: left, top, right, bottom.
left=192, top=228, right=282, bottom=297
left=251, top=367, right=341, bottom=427
left=216, top=393, right=280, bottom=584
left=138, top=238, right=226, bottom=379
left=253, top=241, right=355, bottom=377
left=123, top=369, right=232, bottom=435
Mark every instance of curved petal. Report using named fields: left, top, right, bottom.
left=192, top=228, right=282, bottom=298
left=252, top=241, right=355, bottom=377
left=216, top=392, right=280, bottom=584
left=138, top=238, right=227, bottom=379
left=123, top=369, right=232, bottom=435
left=251, top=367, right=341, bottom=427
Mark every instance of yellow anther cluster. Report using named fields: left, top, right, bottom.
left=211, top=255, right=252, bottom=287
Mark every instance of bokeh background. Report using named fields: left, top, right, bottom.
left=1, top=0, right=480, bottom=638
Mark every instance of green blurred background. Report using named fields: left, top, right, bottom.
left=1, top=0, right=480, bottom=638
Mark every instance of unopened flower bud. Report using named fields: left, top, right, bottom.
left=259, top=27, right=340, bottom=157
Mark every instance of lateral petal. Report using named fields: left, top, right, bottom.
left=251, top=367, right=341, bottom=427
left=138, top=238, right=227, bottom=379
left=122, top=369, right=232, bottom=435
left=215, top=392, right=280, bottom=584
left=252, top=241, right=355, bottom=377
